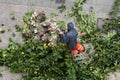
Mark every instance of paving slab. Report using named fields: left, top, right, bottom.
left=108, top=71, right=120, bottom=80
left=0, top=66, right=22, bottom=80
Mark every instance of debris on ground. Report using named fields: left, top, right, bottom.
left=22, top=10, right=62, bottom=45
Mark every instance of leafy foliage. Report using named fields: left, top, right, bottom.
left=80, top=17, right=120, bottom=80
left=58, top=4, right=66, bottom=13
left=109, top=0, right=120, bottom=17
left=0, top=28, right=5, bottom=33
left=72, top=0, right=97, bottom=34
left=0, top=69, right=2, bottom=77
left=50, top=10, right=58, bottom=18
left=0, top=38, right=74, bottom=80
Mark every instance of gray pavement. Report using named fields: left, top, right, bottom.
left=0, top=0, right=116, bottom=18
left=108, top=70, right=120, bottom=80
left=0, top=66, right=22, bottom=80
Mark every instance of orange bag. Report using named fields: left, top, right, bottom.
left=71, top=43, right=85, bottom=55
left=71, top=50, right=78, bottom=55
left=76, top=43, right=85, bottom=52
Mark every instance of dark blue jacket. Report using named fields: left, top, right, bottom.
left=60, top=22, right=78, bottom=50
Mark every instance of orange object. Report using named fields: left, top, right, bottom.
left=71, top=50, right=78, bottom=55
left=76, top=43, right=85, bottom=52
left=71, top=43, right=85, bottom=55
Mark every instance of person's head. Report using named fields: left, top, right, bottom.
left=67, top=22, right=74, bottom=32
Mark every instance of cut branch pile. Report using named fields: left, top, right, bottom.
left=22, top=10, right=61, bottom=45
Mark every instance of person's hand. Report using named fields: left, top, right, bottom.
left=62, top=30, right=67, bottom=34
left=59, top=31, right=64, bottom=34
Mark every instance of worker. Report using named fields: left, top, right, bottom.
left=59, top=22, right=85, bottom=55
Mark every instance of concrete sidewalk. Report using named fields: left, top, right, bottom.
left=0, top=66, right=22, bottom=80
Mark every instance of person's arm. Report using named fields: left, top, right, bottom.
left=79, top=32, right=86, bottom=37
left=59, top=32, right=69, bottom=43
